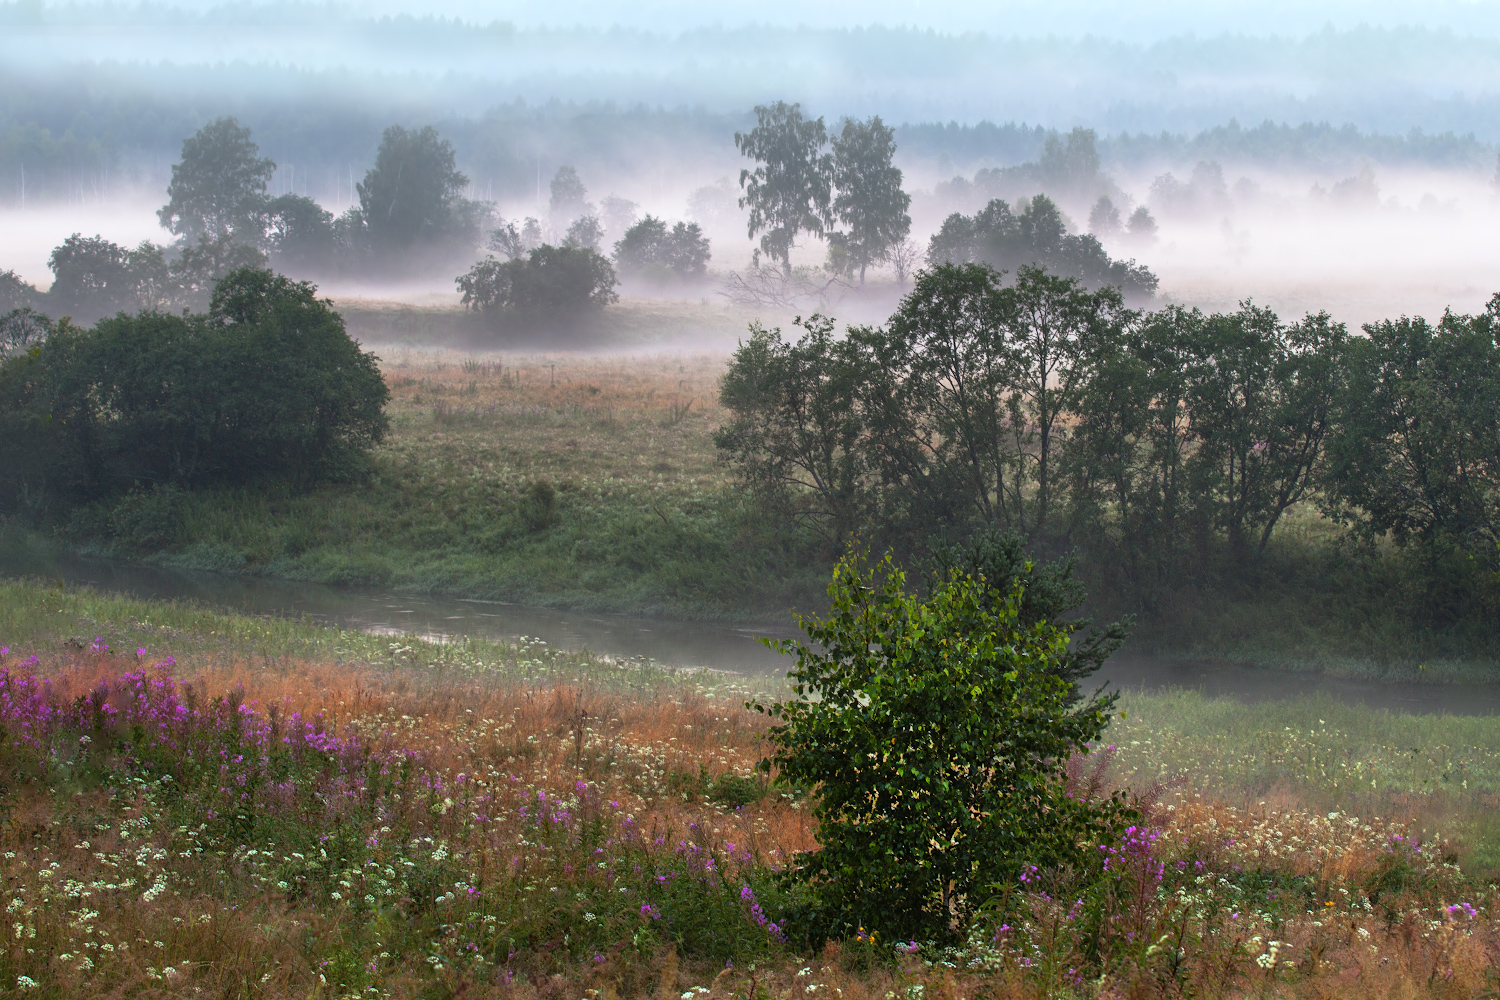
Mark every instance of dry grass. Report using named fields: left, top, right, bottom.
left=378, top=350, right=731, bottom=489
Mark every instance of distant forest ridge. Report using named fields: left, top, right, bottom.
left=2, top=83, right=1494, bottom=210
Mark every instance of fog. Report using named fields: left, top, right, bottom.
left=3, top=0, right=1500, bottom=330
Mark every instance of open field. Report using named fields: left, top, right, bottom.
left=1, top=578, right=1498, bottom=998
left=56, top=349, right=831, bottom=619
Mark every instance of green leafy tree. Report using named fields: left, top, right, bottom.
left=756, top=548, right=1129, bottom=943
left=47, top=234, right=172, bottom=321
left=1065, top=305, right=1204, bottom=590
left=613, top=216, right=712, bottom=280
left=0, top=307, right=51, bottom=360
left=1323, top=297, right=1500, bottom=551
left=857, top=262, right=1017, bottom=533
left=1184, top=304, right=1348, bottom=561
left=930, top=527, right=1130, bottom=703
left=828, top=116, right=910, bottom=285
left=1036, top=127, right=1105, bottom=201
left=357, top=125, right=479, bottom=251
left=735, top=102, right=832, bottom=276
left=863, top=263, right=1130, bottom=538
left=171, top=234, right=269, bottom=310
left=715, top=317, right=873, bottom=543
left=157, top=117, right=275, bottom=242
left=0, top=269, right=40, bottom=313
left=15, top=268, right=388, bottom=502
left=265, top=193, right=338, bottom=274
left=928, top=195, right=1157, bottom=301
left=549, top=166, right=590, bottom=228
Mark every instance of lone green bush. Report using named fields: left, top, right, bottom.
left=756, top=548, right=1132, bottom=944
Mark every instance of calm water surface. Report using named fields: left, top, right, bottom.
left=5, top=555, right=1499, bottom=716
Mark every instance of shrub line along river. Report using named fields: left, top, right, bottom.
left=4, top=554, right=1500, bottom=716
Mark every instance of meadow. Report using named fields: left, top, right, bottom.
left=1, top=577, right=1498, bottom=998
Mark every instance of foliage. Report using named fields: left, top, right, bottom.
left=563, top=214, right=605, bottom=252
left=264, top=192, right=339, bottom=274
left=756, top=549, right=1130, bottom=943
left=0, top=306, right=50, bottom=360
left=927, top=195, right=1158, bottom=301
left=549, top=165, right=591, bottom=226
left=714, top=317, right=872, bottom=544
left=929, top=526, right=1131, bottom=702
left=613, top=215, right=713, bottom=280
left=45, top=234, right=173, bottom=321
left=356, top=124, right=484, bottom=252
left=1322, top=294, right=1500, bottom=556
left=0, top=268, right=388, bottom=506
left=156, top=116, right=276, bottom=243
left=828, top=116, right=911, bottom=285
left=718, top=263, right=1131, bottom=546
left=457, top=244, right=618, bottom=324
left=735, top=102, right=833, bottom=275
left=0, top=268, right=40, bottom=313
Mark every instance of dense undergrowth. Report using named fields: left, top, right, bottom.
left=0, top=579, right=1497, bottom=998
left=4, top=349, right=1497, bottom=677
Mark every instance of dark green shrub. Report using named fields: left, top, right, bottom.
left=0, top=267, right=389, bottom=511
left=457, top=244, right=617, bottom=325
left=755, top=548, right=1132, bottom=944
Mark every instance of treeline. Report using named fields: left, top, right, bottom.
left=717, top=263, right=1500, bottom=613
left=0, top=268, right=389, bottom=521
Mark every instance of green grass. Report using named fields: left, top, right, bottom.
left=53, top=352, right=830, bottom=620
left=1111, top=689, right=1500, bottom=876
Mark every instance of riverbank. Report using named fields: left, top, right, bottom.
left=7, top=348, right=1500, bottom=685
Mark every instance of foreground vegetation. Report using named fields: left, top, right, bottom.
left=0, top=576, right=1497, bottom=998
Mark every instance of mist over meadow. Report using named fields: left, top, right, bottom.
left=0, top=0, right=1498, bottom=326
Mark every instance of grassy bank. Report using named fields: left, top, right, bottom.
left=1, top=578, right=1497, bottom=999
left=7, top=345, right=1498, bottom=679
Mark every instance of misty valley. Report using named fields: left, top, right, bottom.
left=2, top=5, right=1500, bottom=999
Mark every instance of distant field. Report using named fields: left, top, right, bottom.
left=333, top=296, right=772, bottom=353
left=53, top=349, right=830, bottom=619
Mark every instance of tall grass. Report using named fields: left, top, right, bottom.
left=0, top=580, right=1497, bottom=998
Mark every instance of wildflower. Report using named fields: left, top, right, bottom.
left=17, top=976, right=38, bottom=990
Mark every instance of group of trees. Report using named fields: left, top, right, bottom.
left=927, top=194, right=1158, bottom=301
left=717, top=262, right=1500, bottom=603
left=0, top=268, right=389, bottom=517
left=736, top=103, right=912, bottom=284
left=457, top=163, right=716, bottom=325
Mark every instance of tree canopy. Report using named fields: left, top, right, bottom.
left=928, top=195, right=1158, bottom=301
left=0, top=268, right=388, bottom=511
left=757, top=547, right=1128, bottom=943
left=735, top=102, right=832, bottom=276
left=457, top=244, right=618, bottom=325
left=612, top=216, right=712, bottom=280
left=157, top=117, right=276, bottom=243
left=357, top=125, right=480, bottom=252
left=828, top=115, right=911, bottom=285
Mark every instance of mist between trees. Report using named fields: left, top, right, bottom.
left=716, top=262, right=1500, bottom=628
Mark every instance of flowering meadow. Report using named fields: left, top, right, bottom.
left=0, top=580, right=1498, bottom=998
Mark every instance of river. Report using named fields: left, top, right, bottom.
left=5, top=555, right=1500, bottom=716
